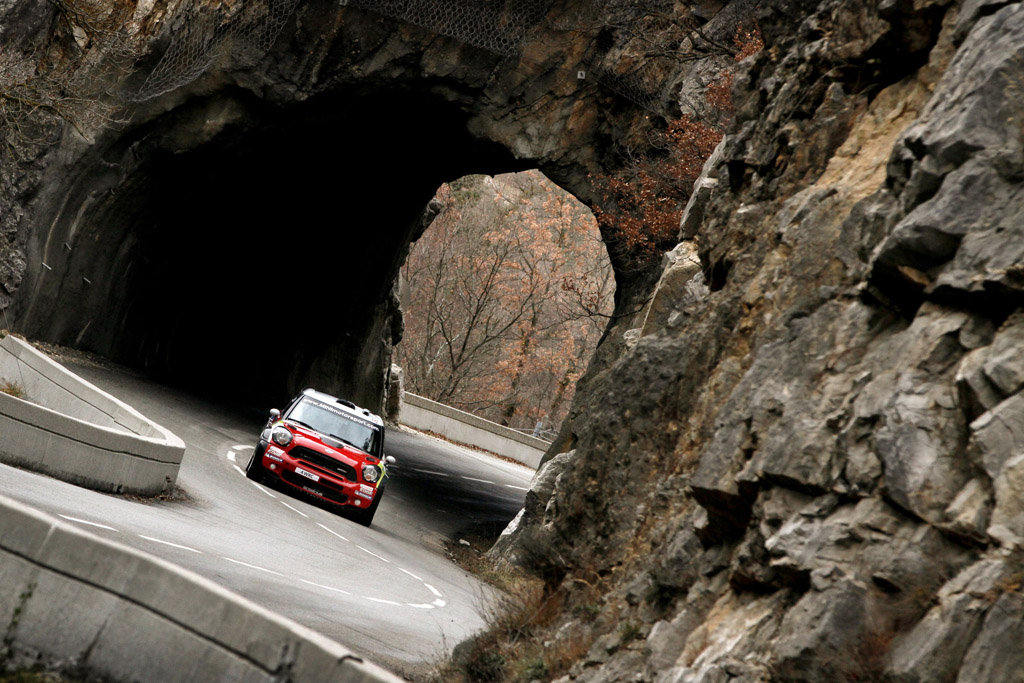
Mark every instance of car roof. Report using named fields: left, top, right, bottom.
left=299, top=388, right=384, bottom=427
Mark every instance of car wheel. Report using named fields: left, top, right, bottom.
left=349, top=482, right=385, bottom=527
left=245, top=442, right=268, bottom=483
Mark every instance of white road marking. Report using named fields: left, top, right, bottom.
left=412, top=468, right=450, bottom=477
left=364, top=597, right=402, bottom=606
left=356, top=546, right=390, bottom=563
left=249, top=480, right=276, bottom=498
left=56, top=447, right=449, bottom=613
left=230, top=448, right=277, bottom=499
left=223, top=557, right=283, bottom=576
left=138, top=535, right=202, bottom=553
left=233, top=445, right=252, bottom=452
left=59, top=515, right=118, bottom=532
left=300, top=579, right=351, bottom=595
left=460, top=476, right=494, bottom=484
left=222, top=449, right=450, bottom=612
left=317, top=523, right=349, bottom=542
left=314, top=527, right=443, bottom=609
left=399, top=567, right=422, bottom=581
left=280, top=501, right=309, bottom=518
left=505, top=484, right=529, bottom=491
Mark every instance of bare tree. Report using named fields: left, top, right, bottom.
left=398, top=172, right=614, bottom=433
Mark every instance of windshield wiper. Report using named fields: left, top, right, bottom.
left=286, top=419, right=315, bottom=431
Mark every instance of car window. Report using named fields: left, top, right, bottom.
left=286, top=398, right=382, bottom=456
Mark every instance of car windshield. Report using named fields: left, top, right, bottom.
left=285, top=398, right=382, bottom=456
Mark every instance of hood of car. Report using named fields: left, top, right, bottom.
left=289, top=426, right=365, bottom=465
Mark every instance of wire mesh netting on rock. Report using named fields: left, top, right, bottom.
left=126, top=0, right=685, bottom=114
left=125, top=0, right=302, bottom=101
left=348, top=0, right=555, bottom=56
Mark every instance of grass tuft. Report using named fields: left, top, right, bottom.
left=427, top=535, right=598, bottom=683
left=0, top=380, right=25, bottom=400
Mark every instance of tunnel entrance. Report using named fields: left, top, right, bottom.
left=4, top=0, right=691, bottom=422
left=18, top=88, right=530, bottom=409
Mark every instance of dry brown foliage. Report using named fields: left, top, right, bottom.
left=590, top=23, right=764, bottom=267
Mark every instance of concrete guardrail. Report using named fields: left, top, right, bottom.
left=0, top=494, right=402, bottom=682
left=400, top=393, right=549, bottom=469
left=0, top=335, right=185, bottom=495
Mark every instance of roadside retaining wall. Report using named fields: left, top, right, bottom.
left=0, top=335, right=185, bottom=495
left=0, top=494, right=401, bottom=682
left=400, top=393, right=549, bottom=468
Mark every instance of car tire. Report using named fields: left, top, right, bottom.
left=245, top=442, right=268, bottom=483
left=349, top=481, right=385, bottom=527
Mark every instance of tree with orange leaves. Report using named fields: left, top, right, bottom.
left=398, top=172, right=614, bottom=433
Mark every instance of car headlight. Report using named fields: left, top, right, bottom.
left=362, top=464, right=379, bottom=483
left=272, top=426, right=293, bottom=446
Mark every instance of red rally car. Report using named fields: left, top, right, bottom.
left=245, top=388, right=394, bottom=526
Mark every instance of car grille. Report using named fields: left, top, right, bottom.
left=281, top=470, right=348, bottom=504
left=289, top=446, right=357, bottom=481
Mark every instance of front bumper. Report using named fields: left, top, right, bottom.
left=261, top=443, right=378, bottom=509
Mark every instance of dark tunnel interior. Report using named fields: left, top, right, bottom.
left=23, top=88, right=529, bottom=410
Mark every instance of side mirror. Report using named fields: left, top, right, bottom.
left=385, top=455, right=396, bottom=465
left=269, top=408, right=281, bottom=420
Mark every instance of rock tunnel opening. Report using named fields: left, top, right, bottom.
left=396, top=170, right=613, bottom=437
left=16, top=88, right=533, bottom=410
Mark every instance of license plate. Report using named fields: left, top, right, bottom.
left=295, top=467, right=319, bottom=482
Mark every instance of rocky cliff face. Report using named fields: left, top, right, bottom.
left=3, top=0, right=1024, bottom=680
left=493, top=0, right=1024, bottom=680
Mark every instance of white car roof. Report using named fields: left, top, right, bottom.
left=300, top=388, right=384, bottom=427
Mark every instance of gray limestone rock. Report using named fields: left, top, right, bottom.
left=955, top=313, right=1023, bottom=418
left=848, top=305, right=974, bottom=522
left=955, top=591, right=1024, bottom=683
left=0, top=0, right=53, bottom=52
left=655, top=590, right=784, bottom=683
left=680, top=140, right=726, bottom=240
left=488, top=450, right=573, bottom=570
left=539, top=0, right=1024, bottom=680
left=942, top=477, right=993, bottom=544
left=650, top=527, right=705, bottom=592
left=770, top=580, right=872, bottom=682
left=989, top=453, right=1024, bottom=548
left=957, top=348, right=1008, bottom=418
left=648, top=617, right=696, bottom=673
left=969, top=394, right=1024, bottom=482
left=385, top=364, right=403, bottom=422
left=640, top=241, right=707, bottom=337
left=871, top=4, right=1024, bottom=309
left=764, top=497, right=969, bottom=596
left=984, top=346, right=1024, bottom=398
left=886, top=558, right=1008, bottom=683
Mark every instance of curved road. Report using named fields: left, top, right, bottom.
left=0, top=361, right=532, bottom=678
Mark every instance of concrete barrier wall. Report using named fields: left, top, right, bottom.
left=400, top=393, right=549, bottom=469
left=0, top=495, right=402, bottom=683
left=0, top=336, right=185, bottom=495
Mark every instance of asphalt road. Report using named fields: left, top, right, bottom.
left=0, top=361, right=533, bottom=679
